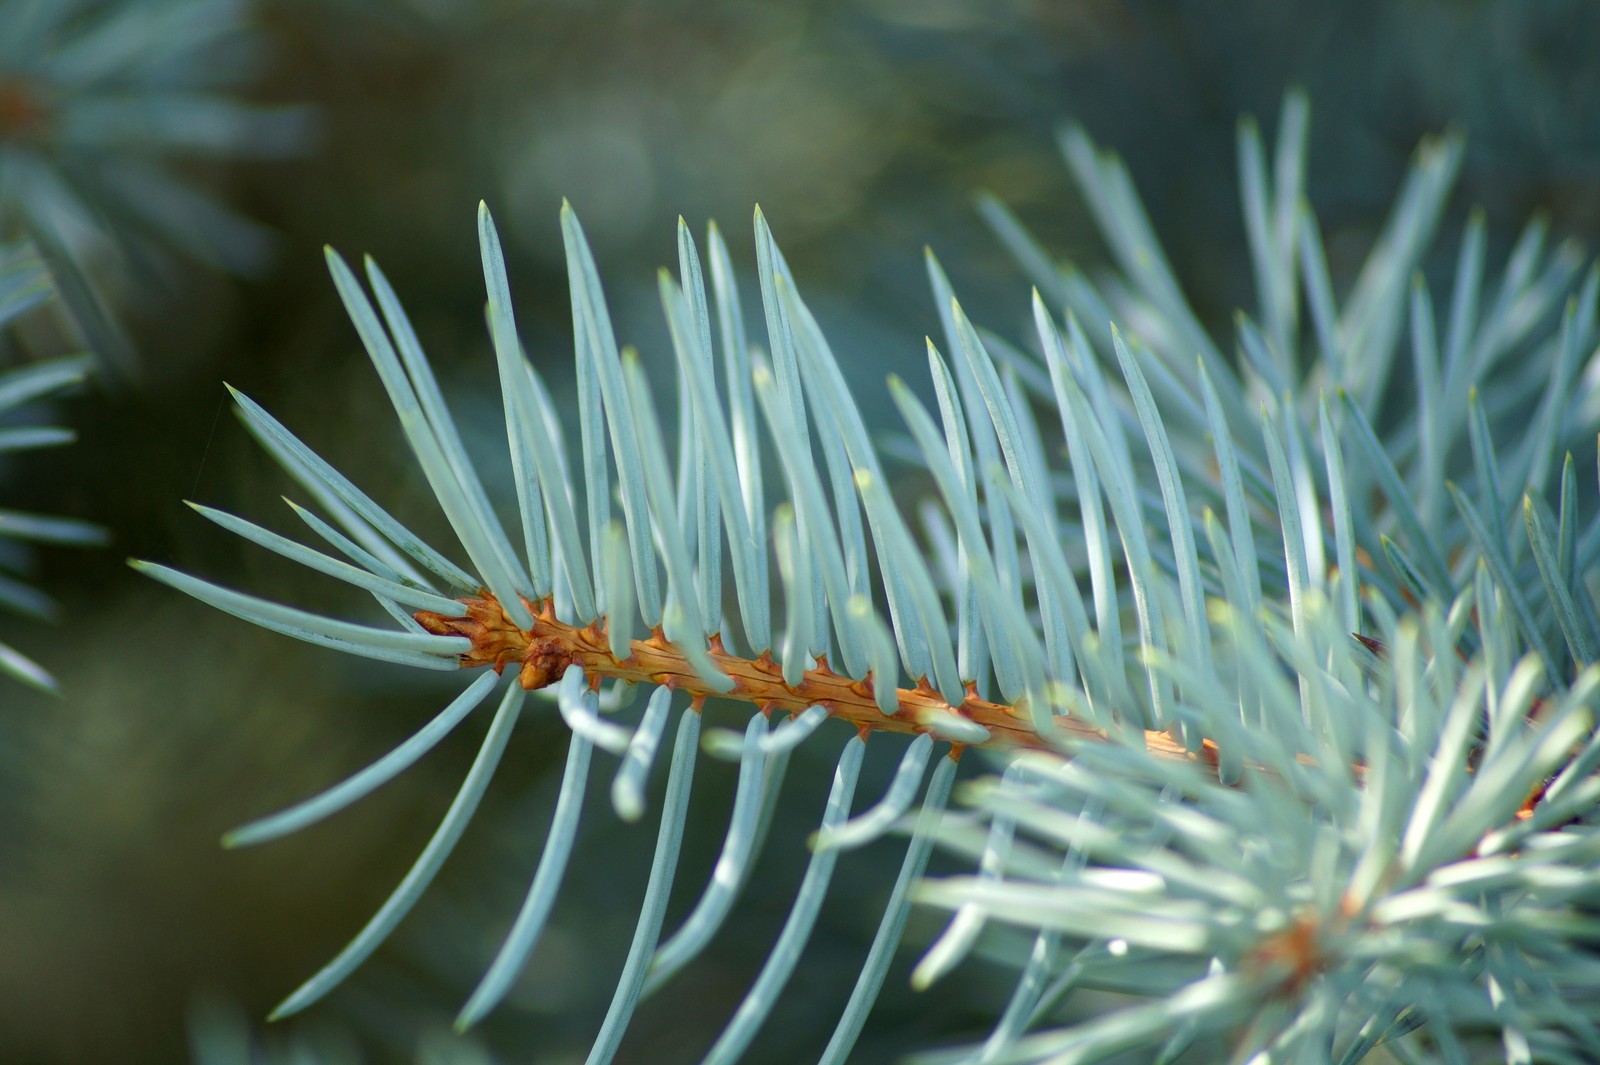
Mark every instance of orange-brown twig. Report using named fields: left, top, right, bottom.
left=414, top=591, right=1209, bottom=764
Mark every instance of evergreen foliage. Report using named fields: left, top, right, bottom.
left=141, top=92, right=1600, bottom=1064
left=0, top=0, right=310, bottom=372
left=0, top=239, right=100, bottom=691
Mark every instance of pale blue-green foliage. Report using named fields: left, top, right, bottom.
left=140, top=198, right=975, bottom=1064
left=0, top=239, right=101, bottom=692
left=917, top=599, right=1600, bottom=1065
left=906, top=93, right=1600, bottom=1062
left=979, top=92, right=1598, bottom=683
left=141, top=91, right=1600, bottom=1062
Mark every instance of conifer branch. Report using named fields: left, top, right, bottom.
left=414, top=590, right=1215, bottom=762
left=138, top=88, right=1600, bottom=1063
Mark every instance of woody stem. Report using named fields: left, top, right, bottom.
left=414, top=591, right=1207, bottom=763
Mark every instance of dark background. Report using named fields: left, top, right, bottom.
left=4, top=1, right=1600, bottom=1062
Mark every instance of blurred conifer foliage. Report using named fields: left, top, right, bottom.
left=0, top=0, right=310, bottom=375
left=0, top=241, right=100, bottom=689
left=4, top=3, right=1600, bottom=1065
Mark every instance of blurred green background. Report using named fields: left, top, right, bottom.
left=3, top=1, right=1600, bottom=1062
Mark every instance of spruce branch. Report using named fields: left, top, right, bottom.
left=135, top=88, right=1600, bottom=1064
left=411, top=589, right=1210, bottom=761
left=920, top=90, right=1600, bottom=1063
